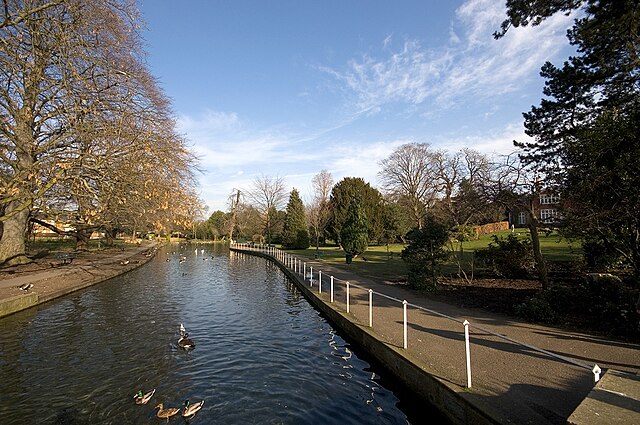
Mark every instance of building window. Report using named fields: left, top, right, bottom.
left=540, top=193, right=560, bottom=204
left=540, top=209, right=559, bottom=223
left=518, top=212, right=526, bottom=225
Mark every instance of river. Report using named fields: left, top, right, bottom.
left=0, top=244, right=445, bottom=424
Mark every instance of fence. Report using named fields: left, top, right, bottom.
left=230, top=243, right=602, bottom=389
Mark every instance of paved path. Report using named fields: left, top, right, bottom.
left=256, top=249, right=640, bottom=424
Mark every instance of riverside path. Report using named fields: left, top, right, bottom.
left=232, top=244, right=640, bottom=425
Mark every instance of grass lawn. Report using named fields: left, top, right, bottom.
left=27, top=237, right=129, bottom=253
left=287, top=229, right=582, bottom=281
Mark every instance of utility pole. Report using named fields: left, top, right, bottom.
left=227, top=189, right=241, bottom=243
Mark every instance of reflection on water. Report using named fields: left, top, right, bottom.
left=0, top=245, right=445, bottom=424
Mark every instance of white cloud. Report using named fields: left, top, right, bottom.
left=438, top=121, right=533, bottom=157
left=323, top=0, right=574, bottom=114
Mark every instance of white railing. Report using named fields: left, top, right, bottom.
left=230, top=243, right=601, bottom=388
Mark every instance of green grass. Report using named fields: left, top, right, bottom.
left=287, top=244, right=408, bottom=282
left=26, top=237, right=128, bottom=253
left=286, top=229, right=582, bottom=281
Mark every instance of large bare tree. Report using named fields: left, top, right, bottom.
left=246, top=174, right=287, bottom=244
left=306, top=170, right=334, bottom=256
left=378, top=143, right=439, bottom=229
left=0, top=0, right=199, bottom=263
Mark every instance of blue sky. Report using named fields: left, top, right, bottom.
left=138, top=0, right=575, bottom=213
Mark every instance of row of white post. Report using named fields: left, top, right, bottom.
left=231, top=243, right=601, bottom=387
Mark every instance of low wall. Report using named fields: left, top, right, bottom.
left=0, top=293, right=39, bottom=317
left=234, top=248, right=501, bottom=425
left=473, top=221, right=510, bottom=237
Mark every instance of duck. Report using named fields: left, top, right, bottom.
left=120, top=260, right=130, bottom=265
left=178, top=333, right=195, bottom=350
left=18, top=283, right=33, bottom=291
left=179, top=323, right=186, bottom=336
left=155, top=403, right=180, bottom=421
left=182, top=399, right=205, bottom=419
left=133, top=388, right=155, bottom=405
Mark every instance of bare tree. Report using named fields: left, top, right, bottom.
left=0, top=1, right=199, bottom=263
left=307, top=170, right=334, bottom=256
left=378, top=143, right=439, bottom=229
left=246, top=175, right=287, bottom=244
left=484, top=153, right=549, bottom=288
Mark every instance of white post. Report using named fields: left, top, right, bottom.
left=346, top=281, right=350, bottom=313
left=368, top=289, right=373, bottom=327
left=593, top=364, right=601, bottom=383
left=330, top=276, right=334, bottom=302
left=464, top=320, right=472, bottom=388
left=303, top=262, right=306, bottom=278
left=309, top=266, right=313, bottom=286
left=318, top=271, right=322, bottom=293
left=403, top=300, right=408, bottom=349
left=294, top=258, right=297, bottom=273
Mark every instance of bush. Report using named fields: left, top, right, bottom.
left=515, top=297, right=558, bottom=323
left=582, top=236, right=622, bottom=271
left=475, top=233, right=534, bottom=278
left=451, top=225, right=476, bottom=242
left=401, top=216, right=450, bottom=290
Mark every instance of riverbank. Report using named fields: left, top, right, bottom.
left=0, top=242, right=159, bottom=318
left=232, top=246, right=640, bottom=425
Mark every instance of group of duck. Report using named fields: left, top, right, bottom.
left=134, top=389, right=204, bottom=421
left=133, top=324, right=202, bottom=420
left=177, top=323, right=196, bottom=350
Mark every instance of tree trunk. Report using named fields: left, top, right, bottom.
left=528, top=222, right=549, bottom=289
left=105, top=227, right=116, bottom=247
left=0, top=202, right=31, bottom=266
left=75, top=228, right=90, bottom=251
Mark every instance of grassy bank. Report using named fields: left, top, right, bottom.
left=287, top=229, right=581, bottom=282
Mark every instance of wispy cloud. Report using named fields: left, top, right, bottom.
left=323, top=0, right=574, bottom=114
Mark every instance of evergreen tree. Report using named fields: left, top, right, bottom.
left=497, top=1, right=640, bottom=278
left=340, top=196, right=369, bottom=263
left=328, top=177, right=384, bottom=244
left=282, top=189, right=309, bottom=249
left=401, top=215, right=450, bottom=290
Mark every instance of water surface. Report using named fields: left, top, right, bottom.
left=0, top=245, right=443, bottom=424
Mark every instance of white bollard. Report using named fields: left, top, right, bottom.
left=403, top=300, right=408, bottom=349
left=309, top=266, right=313, bottom=286
left=318, top=271, right=322, bottom=293
left=330, top=276, right=334, bottom=303
left=369, top=289, right=373, bottom=327
left=593, top=364, right=601, bottom=383
left=346, top=281, right=350, bottom=313
left=303, top=262, right=306, bottom=277
left=464, top=320, right=472, bottom=388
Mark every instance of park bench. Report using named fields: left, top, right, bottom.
left=54, top=252, right=75, bottom=265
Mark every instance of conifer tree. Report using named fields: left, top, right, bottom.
left=340, top=196, right=369, bottom=263
left=282, top=189, right=309, bottom=249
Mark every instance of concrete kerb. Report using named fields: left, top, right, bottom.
left=232, top=247, right=506, bottom=425
left=0, top=292, right=39, bottom=317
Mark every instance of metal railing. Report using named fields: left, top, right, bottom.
left=230, top=243, right=602, bottom=388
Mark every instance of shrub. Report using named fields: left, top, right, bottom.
left=475, top=233, right=534, bottom=278
left=515, top=297, right=558, bottom=323
left=451, top=225, right=476, bottom=242
left=401, top=216, right=450, bottom=290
